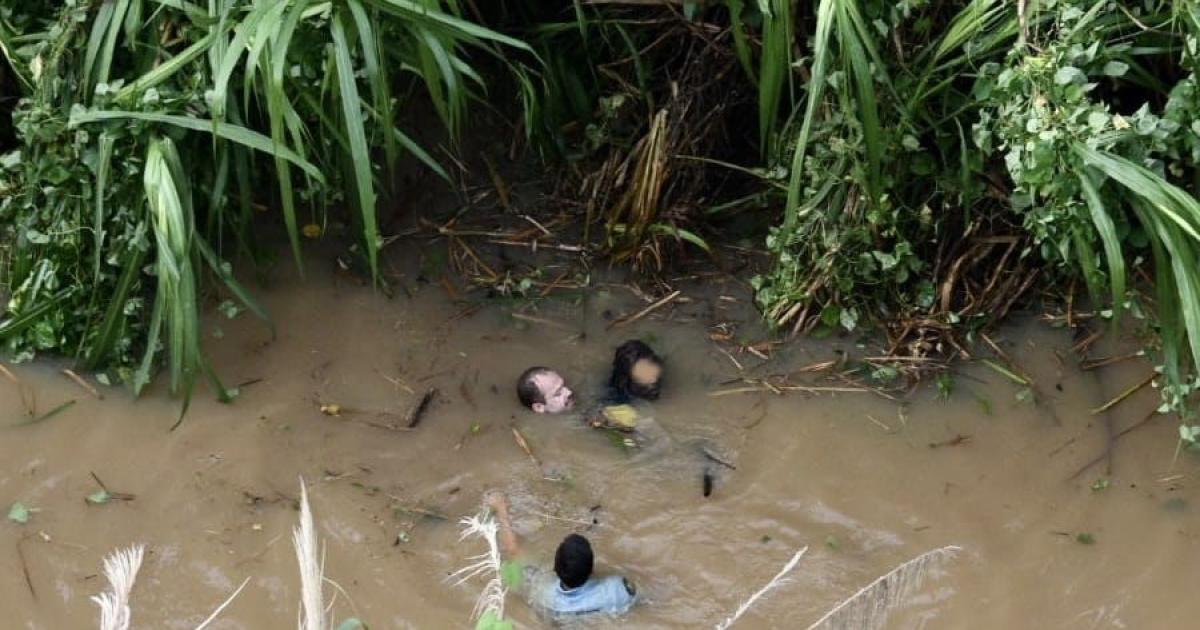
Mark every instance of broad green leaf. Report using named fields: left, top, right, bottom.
left=8, top=502, right=30, bottom=524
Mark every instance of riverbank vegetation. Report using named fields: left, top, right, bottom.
left=1, top=1, right=1198, bottom=432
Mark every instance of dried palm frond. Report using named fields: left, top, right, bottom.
left=806, top=545, right=962, bottom=630
left=92, top=544, right=145, bottom=630
left=714, top=546, right=808, bottom=630
left=293, top=479, right=328, bottom=630
left=449, top=513, right=508, bottom=624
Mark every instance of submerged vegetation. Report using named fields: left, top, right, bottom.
left=1, top=1, right=1198, bottom=431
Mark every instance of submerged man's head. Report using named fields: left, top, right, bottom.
left=610, top=340, right=663, bottom=401
left=517, top=367, right=576, bottom=414
left=554, top=534, right=594, bottom=589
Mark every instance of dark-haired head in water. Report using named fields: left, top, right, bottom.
left=609, top=340, right=663, bottom=403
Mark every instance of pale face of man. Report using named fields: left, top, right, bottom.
left=532, top=370, right=575, bottom=414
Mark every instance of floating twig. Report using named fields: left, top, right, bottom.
left=1068, top=410, right=1159, bottom=481
left=1090, top=373, right=1155, bottom=415
left=12, top=399, right=76, bottom=427
left=406, top=388, right=438, bottom=428
left=980, top=359, right=1028, bottom=386
left=608, top=290, right=681, bottom=329
left=701, top=446, right=737, bottom=470
left=89, top=472, right=136, bottom=502
left=708, top=385, right=870, bottom=397
left=929, top=434, right=972, bottom=449
left=16, top=538, right=35, bottom=601
left=510, top=312, right=572, bottom=330
left=511, top=427, right=541, bottom=468
left=1080, top=353, right=1141, bottom=371
left=62, top=369, right=102, bottom=399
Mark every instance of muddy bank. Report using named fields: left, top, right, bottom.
left=0, top=252, right=1195, bottom=629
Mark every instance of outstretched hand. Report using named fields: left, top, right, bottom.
left=484, top=490, right=509, bottom=514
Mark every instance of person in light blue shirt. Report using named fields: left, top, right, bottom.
left=486, top=492, right=637, bottom=619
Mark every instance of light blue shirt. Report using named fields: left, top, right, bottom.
left=518, top=563, right=637, bottom=617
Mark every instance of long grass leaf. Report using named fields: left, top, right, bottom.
left=71, top=110, right=325, bottom=182
left=195, top=236, right=272, bottom=330
left=783, top=0, right=835, bottom=233
left=362, top=0, right=533, bottom=52
left=331, top=10, right=380, bottom=282
left=1077, top=168, right=1126, bottom=322
left=93, top=133, right=116, bottom=284
left=114, top=30, right=220, bottom=103
left=758, top=0, right=790, bottom=150
left=85, top=245, right=148, bottom=370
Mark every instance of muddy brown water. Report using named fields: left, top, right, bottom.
left=1, top=256, right=1197, bottom=629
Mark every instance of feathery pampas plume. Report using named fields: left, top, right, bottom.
left=714, top=546, right=808, bottom=630
left=91, top=542, right=250, bottom=630
left=805, top=545, right=962, bottom=630
left=293, top=478, right=329, bottom=630
left=92, top=544, right=145, bottom=630
left=449, top=513, right=508, bottom=625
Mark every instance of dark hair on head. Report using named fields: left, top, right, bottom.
left=554, top=533, right=594, bottom=589
left=517, top=367, right=551, bottom=409
left=609, top=339, right=663, bottom=401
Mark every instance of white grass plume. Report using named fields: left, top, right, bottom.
left=449, top=513, right=507, bottom=623
left=293, top=478, right=329, bottom=630
left=805, top=545, right=962, bottom=630
left=714, top=546, right=808, bottom=630
left=92, top=544, right=145, bottom=630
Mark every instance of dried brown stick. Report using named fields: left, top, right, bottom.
left=608, top=290, right=682, bottom=329
left=406, top=389, right=438, bottom=429
left=1068, top=410, right=1159, bottom=481
left=1090, top=373, right=1156, bottom=415
left=511, top=427, right=541, bottom=468
left=16, top=537, right=35, bottom=601
left=62, top=369, right=102, bottom=399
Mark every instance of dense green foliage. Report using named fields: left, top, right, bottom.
left=0, top=0, right=528, bottom=409
left=742, top=0, right=1200, bottom=426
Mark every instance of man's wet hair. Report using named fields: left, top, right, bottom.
left=554, top=533, right=594, bottom=589
left=609, top=339, right=663, bottom=401
left=517, top=366, right=552, bottom=409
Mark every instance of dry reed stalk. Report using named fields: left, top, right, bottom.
left=450, top=513, right=508, bottom=624
left=805, top=545, right=962, bottom=630
left=714, top=546, right=808, bottom=630
left=294, top=480, right=328, bottom=630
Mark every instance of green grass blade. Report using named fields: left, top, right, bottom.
left=725, top=0, right=757, bottom=83
left=195, top=236, right=273, bottom=331
left=0, top=289, right=74, bottom=339
left=85, top=244, right=149, bottom=370
left=393, top=127, right=451, bottom=183
left=348, top=0, right=399, bottom=182
left=783, top=0, right=834, bottom=233
left=758, top=0, right=791, bottom=150
left=114, top=30, right=220, bottom=103
left=1077, top=168, right=1126, bottom=322
left=70, top=110, right=325, bottom=183
left=331, top=10, right=380, bottom=282
left=362, top=0, right=533, bottom=52
left=93, top=133, right=115, bottom=284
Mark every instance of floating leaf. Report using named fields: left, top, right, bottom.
left=8, top=502, right=30, bottom=524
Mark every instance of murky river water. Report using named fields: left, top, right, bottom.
left=0, top=248, right=1196, bottom=629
